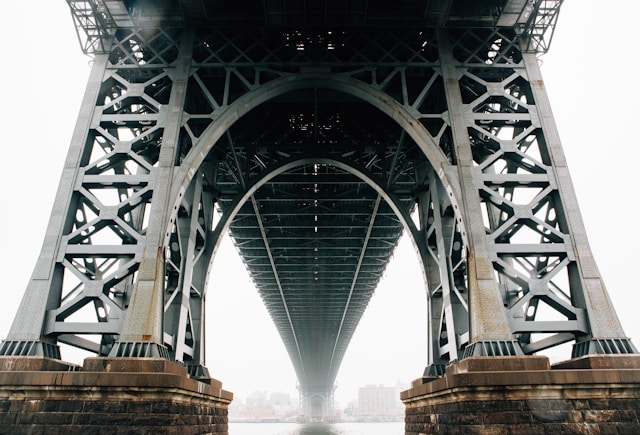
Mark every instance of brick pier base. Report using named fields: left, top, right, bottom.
left=401, top=355, right=640, bottom=435
left=0, top=356, right=232, bottom=434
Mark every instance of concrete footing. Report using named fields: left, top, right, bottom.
left=401, top=355, right=640, bottom=434
left=0, top=356, right=232, bottom=434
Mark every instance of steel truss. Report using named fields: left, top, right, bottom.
left=1, top=20, right=635, bottom=394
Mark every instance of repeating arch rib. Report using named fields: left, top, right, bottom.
left=250, top=195, right=306, bottom=378
left=326, top=194, right=382, bottom=384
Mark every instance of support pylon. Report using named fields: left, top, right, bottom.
left=0, top=1, right=635, bottom=372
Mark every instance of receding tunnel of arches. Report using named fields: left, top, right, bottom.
left=163, top=84, right=469, bottom=397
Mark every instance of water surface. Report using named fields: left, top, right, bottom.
left=229, top=421, right=403, bottom=435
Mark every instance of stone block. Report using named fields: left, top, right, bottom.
left=553, top=355, right=640, bottom=370
left=445, top=356, right=550, bottom=375
left=0, top=357, right=79, bottom=372
left=617, top=423, right=640, bottom=435
left=32, top=412, right=74, bottom=425
left=600, top=424, right=621, bottom=435
left=0, top=356, right=231, bottom=434
left=402, top=355, right=640, bottom=434
left=531, top=410, right=568, bottom=423
left=82, top=357, right=187, bottom=376
left=438, top=409, right=482, bottom=425
left=482, top=410, right=527, bottom=425
left=82, top=400, right=128, bottom=414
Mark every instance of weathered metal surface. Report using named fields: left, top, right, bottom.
left=2, top=0, right=636, bottom=408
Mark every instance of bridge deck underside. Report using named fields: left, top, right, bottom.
left=209, top=93, right=421, bottom=391
left=117, top=0, right=511, bottom=28
left=0, top=0, right=565, bottom=394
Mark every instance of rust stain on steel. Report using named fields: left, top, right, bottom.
left=137, top=247, right=166, bottom=342
left=466, top=249, right=482, bottom=336
left=148, top=246, right=166, bottom=340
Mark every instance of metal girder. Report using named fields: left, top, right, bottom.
left=417, top=167, right=469, bottom=372
left=517, top=0, right=564, bottom=54
left=67, top=0, right=564, bottom=55
left=2, top=5, right=636, bottom=407
left=66, top=0, right=118, bottom=54
left=163, top=167, right=214, bottom=371
left=212, top=155, right=414, bottom=391
left=437, top=27, right=634, bottom=358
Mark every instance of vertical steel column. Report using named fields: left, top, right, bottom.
left=0, top=54, right=110, bottom=358
left=163, top=166, right=215, bottom=374
left=521, top=50, right=636, bottom=357
left=416, top=166, right=470, bottom=374
left=417, top=180, right=442, bottom=372
left=437, top=30, right=523, bottom=357
left=434, top=25, right=636, bottom=359
left=110, top=31, right=195, bottom=358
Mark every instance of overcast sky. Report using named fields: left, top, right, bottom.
left=0, top=1, right=638, bottom=407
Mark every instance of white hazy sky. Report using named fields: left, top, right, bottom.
left=0, top=1, right=638, bottom=407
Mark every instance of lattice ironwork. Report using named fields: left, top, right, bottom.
left=2, top=2, right=635, bottom=405
left=65, top=1, right=565, bottom=56
left=517, top=0, right=564, bottom=54
left=462, top=28, right=584, bottom=352
left=441, top=27, right=635, bottom=357
left=67, top=0, right=118, bottom=54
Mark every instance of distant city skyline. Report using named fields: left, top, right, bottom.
left=206, top=227, right=425, bottom=407
left=1, top=0, right=639, bottom=410
left=229, top=381, right=406, bottom=422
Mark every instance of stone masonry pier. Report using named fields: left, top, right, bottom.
left=0, top=357, right=231, bottom=434
left=402, top=355, right=640, bottom=434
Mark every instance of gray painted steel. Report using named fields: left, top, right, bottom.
left=2, top=0, right=635, bottom=409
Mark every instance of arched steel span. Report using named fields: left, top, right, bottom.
left=3, top=7, right=636, bottom=410
left=201, top=154, right=427, bottom=390
left=170, top=73, right=464, bottom=237
left=165, top=80, right=459, bottom=394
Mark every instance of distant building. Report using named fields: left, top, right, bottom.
left=229, top=391, right=297, bottom=422
left=343, top=399, right=358, bottom=419
left=357, top=384, right=403, bottom=420
left=270, top=391, right=294, bottom=416
left=246, top=390, right=269, bottom=409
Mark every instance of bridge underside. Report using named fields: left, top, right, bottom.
left=71, top=0, right=560, bottom=55
left=106, top=0, right=532, bottom=28
left=207, top=92, right=420, bottom=393
left=4, top=1, right=639, bottom=423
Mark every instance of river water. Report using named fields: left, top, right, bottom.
left=229, top=421, right=404, bottom=435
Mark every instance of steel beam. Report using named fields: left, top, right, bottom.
left=1, top=7, right=635, bottom=406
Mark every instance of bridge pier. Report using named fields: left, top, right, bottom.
left=0, top=357, right=231, bottom=434
left=298, top=388, right=336, bottom=423
left=402, top=355, right=640, bottom=434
